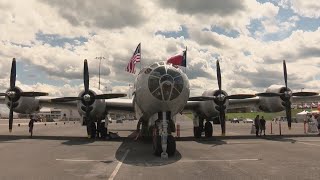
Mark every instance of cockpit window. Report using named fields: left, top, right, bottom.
left=152, top=88, right=162, bottom=100
left=174, top=76, right=183, bottom=92
left=160, top=75, right=174, bottom=84
left=161, top=82, right=172, bottom=101
left=151, top=66, right=166, bottom=77
left=148, top=66, right=184, bottom=101
left=148, top=76, right=159, bottom=93
left=167, top=69, right=180, bottom=78
left=150, top=63, right=158, bottom=69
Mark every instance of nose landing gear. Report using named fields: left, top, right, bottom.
left=152, top=112, right=176, bottom=158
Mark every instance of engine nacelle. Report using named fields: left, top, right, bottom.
left=77, top=90, right=106, bottom=120
left=199, top=90, right=229, bottom=118
left=5, top=87, right=40, bottom=114
left=258, top=85, right=291, bottom=112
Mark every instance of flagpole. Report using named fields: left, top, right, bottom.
left=185, top=46, right=187, bottom=75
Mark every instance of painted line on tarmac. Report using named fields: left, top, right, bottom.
left=297, top=142, right=320, bottom=147
left=179, top=158, right=260, bottom=162
left=124, top=158, right=261, bottom=164
left=108, top=149, right=130, bottom=180
left=56, top=159, right=112, bottom=162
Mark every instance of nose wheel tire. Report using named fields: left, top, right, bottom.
left=153, top=135, right=176, bottom=156
left=204, top=121, right=213, bottom=138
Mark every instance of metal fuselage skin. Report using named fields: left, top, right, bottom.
left=134, top=62, right=190, bottom=123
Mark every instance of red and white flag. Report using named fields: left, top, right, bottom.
left=126, top=43, right=141, bottom=74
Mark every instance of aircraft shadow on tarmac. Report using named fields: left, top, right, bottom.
left=115, top=139, right=182, bottom=167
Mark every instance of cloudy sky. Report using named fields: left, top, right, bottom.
left=1, top=0, right=320, bottom=114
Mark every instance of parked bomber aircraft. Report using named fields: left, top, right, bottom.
left=0, top=58, right=319, bottom=159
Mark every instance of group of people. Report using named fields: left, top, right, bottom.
left=254, top=115, right=266, bottom=137
left=306, top=114, right=320, bottom=135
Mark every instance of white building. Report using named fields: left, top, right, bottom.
left=37, top=108, right=81, bottom=121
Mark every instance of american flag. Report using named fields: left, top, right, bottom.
left=126, top=43, right=141, bottom=74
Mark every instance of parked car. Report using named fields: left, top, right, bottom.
left=243, top=118, right=253, bottom=123
left=231, top=118, right=240, bottom=123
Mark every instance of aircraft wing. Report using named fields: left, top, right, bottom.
left=39, top=97, right=78, bottom=109
left=292, top=95, right=320, bottom=104
left=183, top=101, right=201, bottom=113
left=228, top=97, right=260, bottom=109
left=39, top=97, right=135, bottom=113
left=183, top=95, right=320, bottom=113
left=105, top=98, right=134, bottom=113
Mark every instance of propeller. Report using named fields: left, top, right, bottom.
left=0, top=58, right=49, bottom=132
left=189, top=60, right=256, bottom=135
left=51, top=59, right=126, bottom=137
left=256, top=60, right=318, bottom=129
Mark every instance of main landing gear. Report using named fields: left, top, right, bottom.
left=193, top=116, right=213, bottom=138
left=84, top=117, right=108, bottom=139
left=152, top=112, right=176, bottom=158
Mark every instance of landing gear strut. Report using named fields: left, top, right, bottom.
left=204, top=121, right=213, bottom=138
left=85, top=118, right=96, bottom=139
left=152, top=112, right=176, bottom=158
left=193, top=116, right=204, bottom=138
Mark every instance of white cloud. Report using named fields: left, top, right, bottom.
left=0, top=0, right=319, bottom=106
left=279, top=0, right=320, bottom=18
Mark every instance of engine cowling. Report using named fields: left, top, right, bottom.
left=4, top=87, right=40, bottom=114
left=258, top=86, right=291, bottom=112
left=77, top=89, right=106, bottom=120
left=199, top=90, right=229, bottom=118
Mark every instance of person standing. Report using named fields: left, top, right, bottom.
left=254, top=115, right=260, bottom=137
left=316, top=115, right=320, bottom=135
left=28, top=116, right=35, bottom=138
left=260, top=116, right=266, bottom=136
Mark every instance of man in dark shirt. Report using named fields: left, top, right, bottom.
left=260, top=116, right=266, bottom=136
left=28, top=115, right=34, bottom=138
left=254, top=115, right=260, bottom=137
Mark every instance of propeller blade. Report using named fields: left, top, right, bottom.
left=0, top=93, right=6, bottom=96
left=255, top=92, right=282, bottom=97
left=292, top=92, right=319, bottom=96
left=219, top=106, right=226, bottom=135
left=95, top=93, right=127, bottom=99
left=9, top=100, right=14, bottom=132
left=285, top=100, right=292, bottom=129
left=216, top=60, right=222, bottom=91
left=20, top=92, right=49, bottom=97
left=84, top=59, right=89, bottom=94
left=283, top=60, right=288, bottom=90
left=227, top=94, right=256, bottom=99
left=188, top=96, right=216, bottom=101
left=10, top=58, right=16, bottom=89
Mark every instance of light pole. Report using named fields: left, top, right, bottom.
left=301, top=88, right=304, bottom=92
left=95, top=56, right=105, bottom=90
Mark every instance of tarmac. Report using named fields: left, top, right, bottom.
left=0, top=115, right=320, bottom=180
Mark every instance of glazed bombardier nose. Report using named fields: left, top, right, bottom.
left=148, top=66, right=184, bottom=101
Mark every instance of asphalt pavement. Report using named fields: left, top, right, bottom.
left=0, top=116, right=319, bottom=180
